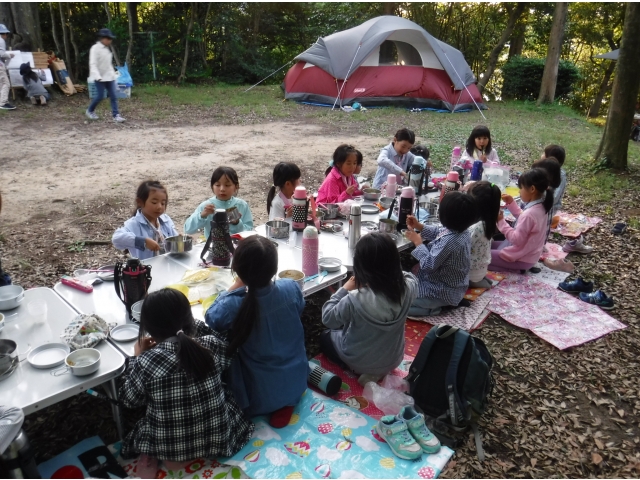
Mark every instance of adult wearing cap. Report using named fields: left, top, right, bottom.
left=86, top=28, right=125, bottom=123
left=0, top=24, right=16, bottom=110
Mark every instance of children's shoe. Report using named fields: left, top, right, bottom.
left=563, top=236, right=593, bottom=254
left=376, top=415, right=423, bottom=460
left=113, top=114, right=126, bottom=123
left=558, top=277, right=593, bottom=294
left=30, top=96, right=37, bottom=105
left=398, top=406, right=441, bottom=454
left=39, top=95, right=47, bottom=105
left=0, top=103, right=16, bottom=110
left=543, top=258, right=575, bottom=273
left=611, top=222, right=627, bottom=235
left=579, top=290, right=614, bottom=310
left=86, top=109, right=99, bottom=120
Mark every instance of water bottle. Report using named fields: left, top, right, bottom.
left=302, top=226, right=319, bottom=276
left=397, top=186, right=415, bottom=231
left=292, top=186, right=308, bottom=232
left=308, top=361, right=342, bottom=396
left=385, top=174, right=397, bottom=198
left=439, top=171, right=461, bottom=202
left=348, top=204, right=361, bottom=249
left=450, top=145, right=462, bottom=170
left=470, top=160, right=484, bottom=181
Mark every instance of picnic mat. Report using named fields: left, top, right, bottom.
left=524, top=262, right=570, bottom=288
left=310, top=354, right=413, bottom=420
left=484, top=273, right=626, bottom=350
left=539, top=242, right=568, bottom=261
left=551, top=212, right=602, bottom=238
left=221, top=389, right=454, bottom=479
left=405, top=320, right=433, bottom=356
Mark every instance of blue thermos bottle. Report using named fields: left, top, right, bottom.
left=470, top=160, right=484, bottom=181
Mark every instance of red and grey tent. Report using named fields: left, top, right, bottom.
left=283, top=16, right=486, bottom=112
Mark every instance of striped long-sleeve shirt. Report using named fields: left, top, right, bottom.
left=411, top=225, right=471, bottom=306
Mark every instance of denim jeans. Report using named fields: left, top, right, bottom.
left=87, top=80, right=119, bottom=116
left=408, top=297, right=450, bottom=317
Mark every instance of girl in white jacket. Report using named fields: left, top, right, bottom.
left=86, top=28, right=125, bottom=123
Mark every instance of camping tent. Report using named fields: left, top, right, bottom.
left=283, top=16, right=486, bottom=112
left=595, top=49, right=619, bottom=61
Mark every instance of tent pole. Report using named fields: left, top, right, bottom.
left=244, top=60, right=294, bottom=93
left=441, top=52, right=486, bottom=119
left=332, top=44, right=362, bottom=110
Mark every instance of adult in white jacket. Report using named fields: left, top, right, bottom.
left=86, top=28, right=125, bottom=122
left=0, top=24, right=16, bottom=110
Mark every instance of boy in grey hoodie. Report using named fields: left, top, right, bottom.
left=321, top=233, right=418, bottom=377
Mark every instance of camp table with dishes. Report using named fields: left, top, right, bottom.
left=0, top=288, right=126, bottom=437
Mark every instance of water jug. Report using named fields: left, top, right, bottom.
left=308, top=361, right=342, bottom=396
left=292, top=186, right=309, bottom=232
left=397, top=186, right=415, bottom=231
left=200, top=209, right=235, bottom=267
left=385, top=174, right=397, bottom=198
left=114, top=258, right=152, bottom=315
left=348, top=204, right=361, bottom=249
left=302, top=226, right=319, bottom=276
left=439, top=171, right=461, bottom=202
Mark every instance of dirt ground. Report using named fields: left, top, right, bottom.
left=2, top=92, right=640, bottom=479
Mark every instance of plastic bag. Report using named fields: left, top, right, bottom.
left=115, top=63, right=133, bottom=87
left=362, top=381, right=414, bottom=415
left=380, top=374, right=410, bottom=393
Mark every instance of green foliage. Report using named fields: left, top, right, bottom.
left=501, top=56, right=581, bottom=101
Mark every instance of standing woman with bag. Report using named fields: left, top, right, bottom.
left=86, top=28, right=125, bottom=123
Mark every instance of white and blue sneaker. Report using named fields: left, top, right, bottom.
left=376, top=415, right=423, bottom=460
left=398, top=406, right=441, bottom=454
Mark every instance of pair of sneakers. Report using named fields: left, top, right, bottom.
left=376, top=406, right=441, bottom=460
left=86, top=109, right=126, bottom=123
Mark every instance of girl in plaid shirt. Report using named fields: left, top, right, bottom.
left=119, top=289, right=253, bottom=477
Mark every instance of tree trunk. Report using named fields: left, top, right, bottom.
left=103, top=2, right=121, bottom=66
left=201, top=2, right=212, bottom=68
left=477, top=3, right=528, bottom=92
left=382, top=3, right=397, bottom=16
left=125, top=2, right=134, bottom=67
left=58, top=2, right=72, bottom=80
left=0, top=4, right=16, bottom=35
left=66, top=3, right=80, bottom=79
left=537, top=2, right=569, bottom=105
left=508, top=22, right=526, bottom=59
left=587, top=61, right=616, bottom=118
left=5, top=2, right=43, bottom=51
left=594, top=3, right=640, bottom=170
left=49, top=3, right=62, bottom=55
left=178, top=3, right=196, bottom=83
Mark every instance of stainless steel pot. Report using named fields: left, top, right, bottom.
left=379, top=197, right=394, bottom=210
left=226, top=206, right=242, bottom=223
left=318, top=203, right=339, bottom=219
left=0, top=285, right=24, bottom=310
left=164, top=235, right=193, bottom=254
left=0, top=339, right=18, bottom=375
left=379, top=219, right=398, bottom=234
left=363, top=188, right=382, bottom=201
left=266, top=220, right=290, bottom=239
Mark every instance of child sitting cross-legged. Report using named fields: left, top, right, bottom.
left=119, top=288, right=253, bottom=479
left=405, top=192, right=478, bottom=317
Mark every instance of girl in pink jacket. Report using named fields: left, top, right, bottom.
left=317, top=144, right=363, bottom=204
left=488, top=169, right=553, bottom=273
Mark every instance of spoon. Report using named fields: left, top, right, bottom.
left=316, top=270, right=328, bottom=284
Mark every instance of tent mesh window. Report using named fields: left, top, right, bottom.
left=379, top=40, right=422, bottom=66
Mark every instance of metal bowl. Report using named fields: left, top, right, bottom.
left=0, top=285, right=24, bottom=311
left=278, top=269, right=305, bottom=289
left=226, top=206, right=242, bottom=223
left=379, top=197, right=394, bottom=210
left=379, top=219, right=398, bottom=234
left=266, top=220, right=290, bottom=239
left=318, top=203, right=339, bottom=219
left=363, top=188, right=382, bottom=201
left=131, top=299, right=144, bottom=322
left=165, top=235, right=193, bottom=254
left=65, top=348, right=101, bottom=376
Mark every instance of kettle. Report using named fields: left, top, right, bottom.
left=201, top=209, right=236, bottom=267
left=114, top=258, right=152, bottom=315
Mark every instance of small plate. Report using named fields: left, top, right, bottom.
left=97, top=265, right=115, bottom=281
left=110, top=324, right=140, bottom=342
left=360, top=221, right=378, bottom=231
left=360, top=205, right=380, bottom=215
left=27, top=343, right=70, bottom=369
left=318, top=257, right=342, bottom=272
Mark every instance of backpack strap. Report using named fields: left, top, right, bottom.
left=445, top=329, right=470, bottom=425
left=471, top=421, right=485, bottom=462
left=406, top=325, right=458, bottom=385
left=200, top=221, right=215, bottom=263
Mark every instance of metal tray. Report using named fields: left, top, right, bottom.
left=110, top=324, right=140, bottom=342
left=318, top=257, right=342, bottom=272
left=27, top=343, right=70, bottom=369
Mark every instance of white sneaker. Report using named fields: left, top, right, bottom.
left=30, top=97, right=37, bottom=105
left=563, top=236, right=593, bottom=254
left=113, top=114, right=126, bottom=123
left=39, top=95, right=47, bottom=105
left=86, top=110, right=99, bottom=120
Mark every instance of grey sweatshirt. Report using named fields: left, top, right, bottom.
left=23, top=71, right=48, bottom=97
left=322, top=272, right=418, bottom=376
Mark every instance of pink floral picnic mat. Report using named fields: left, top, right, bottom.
left=551, top=212, right=602, bottom=238
left=484, top=274, right=626, bottom=350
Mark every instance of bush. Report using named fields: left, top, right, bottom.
left=501, top=56, right=581, bottom=101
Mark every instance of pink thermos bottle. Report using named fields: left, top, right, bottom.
left=385, top=174, right=397, bottom=198
left=439, top=171, right=461, bottom=202
left=302, top=226, right=319, bottom=276
left=292, top=186, right=309, bottom=232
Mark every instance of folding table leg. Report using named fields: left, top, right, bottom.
left=102, top=379, right=125, bottom=441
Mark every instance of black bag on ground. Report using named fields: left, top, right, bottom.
left=406, top=325, right=494, bottom=460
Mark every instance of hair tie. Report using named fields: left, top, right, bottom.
left=491, top=183, right=495, bottom=187
left=176, top=329, right=184, bottom=336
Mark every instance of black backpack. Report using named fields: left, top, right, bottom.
left=406, top=325, right=494, bottom=460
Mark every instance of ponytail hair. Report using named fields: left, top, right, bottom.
left=518, top=168, right=553, bottom=214
left=139, top=288, right=215, bottom=380
left=468, top=181, right=501, bottom=239
left=228, top=236, right=278, bottom=355
left=267, top=162, right=301, bottom=214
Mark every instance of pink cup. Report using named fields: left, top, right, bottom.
left=447, top=171, right=459, bottom=182
left=453, top=146, right=461, bottom=156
